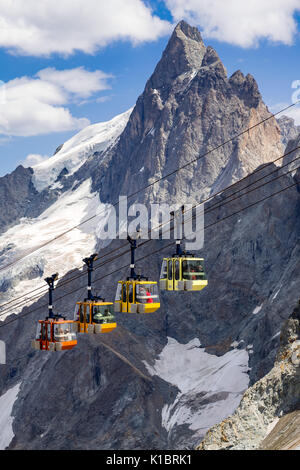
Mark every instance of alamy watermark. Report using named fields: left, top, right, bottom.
left=96, top=197, right=205, bottom=251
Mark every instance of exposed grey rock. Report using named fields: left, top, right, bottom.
left=148, top=20, right=206, bottom=91
left=259, top=410, right=300, bottom=450
left=277, top=115, right=300, bottom=148
left=54, top=144, right=64, bottom=155
left=0, top=164, right=68, bottom=234
left=282, top=133, right=300, bottom=174
left=0, top=166, right=37, bottom=233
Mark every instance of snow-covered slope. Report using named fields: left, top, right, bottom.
left=32, top=108, right=132, bottom=191
left=0, top=109, right=132, bottom=318
left=0, top=179, right=103, bottom=317
left=144, top=337, right=249, bottom=447
left=0, top=383, right=20, bottom=450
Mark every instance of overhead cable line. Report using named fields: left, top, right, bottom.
left=1, top=169, right=299, bottom=327
left=0, top=101, right=298, bottom=274
left=1, top=143, right=300, bottom=317
left=1, top=137, right=300, bottom=314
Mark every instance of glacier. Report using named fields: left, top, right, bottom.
left=144, top=337, right=249, bottom=443
left=0, top=383, right=21, bottom=450
left=32, top=108, right=132, bottom=192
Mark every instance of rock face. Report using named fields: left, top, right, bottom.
left=0, top=166, right=37, bottom=233
left=196, top=304, right=300, bottom=450
left=277, top=115, right=300, bottom=148
left=282, top=133, right=300, bottom=174
left=96, top=20, right=283, bottom=205
left=260, top=410, right=300, bottom=450
left=0, top=21, right=298, bottom=450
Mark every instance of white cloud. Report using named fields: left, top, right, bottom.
left=0, top=67, right=111, bottom=137
left=165, top=0, right=300, bottom=47
left=269, top=102, right=291, bottom=114
left=0, top=0, right=171, bottom=56
left=22, top=154, right=49, bottom=167
left=270, top=102, right=300, bottom=125
left=36, top=67, right=112, bottom=99
left=283, top=106, right=300, bottom=125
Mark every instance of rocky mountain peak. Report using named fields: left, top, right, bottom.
left=174, top=20, right=203, bottom=42
left=96, top=21, right=282, bottom=205
left=229, top=69, right=245, bottom=85
left=148, top=20, right=206, bottom=90
left=197, top=45, right=227, bottom=83
left=229, top=70, right=261, bottom=107
left=201, top=45, right=222, bottom=67
left=0, top=165, right=37, bottom=233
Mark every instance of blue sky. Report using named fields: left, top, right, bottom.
left=0, top=0, right=300, bottom=177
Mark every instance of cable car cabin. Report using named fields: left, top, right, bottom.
left=114, top=280, right=160, bottom=313
left=74, top=301, right=117, bottom=334
left=74, top=253, right=117, bottom=334
left=31, top=273, right=77, bottom=352
left=160, top=256, right=207, bottom=291
left=32, top=318, right=77, bottom=351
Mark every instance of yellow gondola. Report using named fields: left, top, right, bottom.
left=74, top=253, right=117, bottom=334
left=160, top=253, right=207, bottom=291
left=114, top=236, right=160, bottom=313
left=159, top=206, right=208, bottom=291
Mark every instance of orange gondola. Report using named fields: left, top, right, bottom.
left=32, top=273, right=77, bottom=351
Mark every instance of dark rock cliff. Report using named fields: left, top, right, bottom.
left=0, top=166, right=37, bottom=233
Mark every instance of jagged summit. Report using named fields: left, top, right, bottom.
left=97, top=21, right=282, bottom=205
left=148, top=20, right=206, bottom=89
left=174, top=20, right=203, bottom=42
left=228, top=70, right=261, bottom=107
left=201, top=45, right=222, bottom=67
left=230, top=69, right=246, bottom=84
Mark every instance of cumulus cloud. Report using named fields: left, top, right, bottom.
left=165, top=0, right=300, bottom=47
left=0, top=0, right=171, bottom=56
left=22, top=154, right=49, bottom=167
left=36, top=68, right=112, bottom=99
left=0, top=67, right=111, bottom=137
left=282, top=106, right=300, bottom=125
left=270, top=101, right=300, bottom=125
